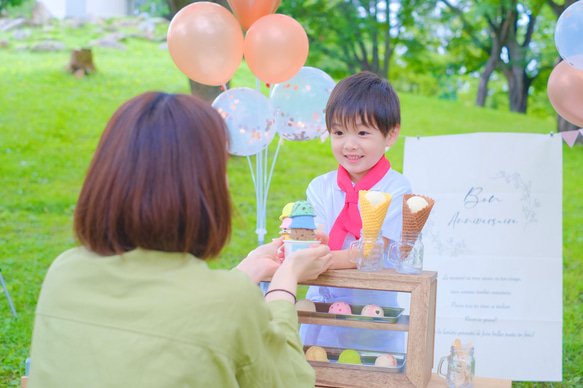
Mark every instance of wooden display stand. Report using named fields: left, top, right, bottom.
left=299, top=268, right=437, bottom=388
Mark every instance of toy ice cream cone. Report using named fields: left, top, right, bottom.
left=359, top=190, right=392, bottom=256
left=401, top=194, right=435, bottom=257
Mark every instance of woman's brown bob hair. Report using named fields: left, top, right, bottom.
left=74, top=92, right=231, bottom=259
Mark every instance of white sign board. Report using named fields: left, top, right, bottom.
left=402, top=133, right=562, bottom=381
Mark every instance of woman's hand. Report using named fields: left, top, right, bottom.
left=280, top=244, right=332, bottom=283
left=265, top=244, right=332, bottom=304
left=235, top=237, right=284, bottom=284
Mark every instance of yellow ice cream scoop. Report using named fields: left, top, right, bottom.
left=279, top=202, right=296, bottom=221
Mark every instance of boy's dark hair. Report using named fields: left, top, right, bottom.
left=325, top=71, right=400, bottom=137
left=74, top=91, right=232, bottom=259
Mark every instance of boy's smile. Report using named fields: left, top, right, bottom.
left=330, top=120, right=399, bottom=183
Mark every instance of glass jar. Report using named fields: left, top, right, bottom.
left=349, top=229, right=384, bottom=272
left=387, top=232, right=424, bottom=274
left=438, top=345, right=475, bottom=388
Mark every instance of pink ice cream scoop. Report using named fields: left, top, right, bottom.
left=361, top=304, right=385, bottom=317
left=375, top=354, right=397, bottom=367
left=328, top=301, right=352, bottom=315
left=279, top=217, right=292, bottom=229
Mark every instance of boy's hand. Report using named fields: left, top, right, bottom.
left=315, top=225, right=329, bottom=245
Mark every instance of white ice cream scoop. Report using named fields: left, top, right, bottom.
left=407, top=196, right=429, bottom=213
left=365, top=191, right=388, bottom=207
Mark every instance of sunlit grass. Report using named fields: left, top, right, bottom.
left=0, top=19, right=580, bottom=388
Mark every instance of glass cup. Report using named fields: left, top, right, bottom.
left=437, top=345, right=475, bottom=388
left=387, top=232, right=424, bottom=274
left=349, top=229, right=384, bottom=272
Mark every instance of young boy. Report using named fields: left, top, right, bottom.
left=299, top=71, right=412, bottom=352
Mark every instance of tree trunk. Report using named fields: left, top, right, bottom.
left=67, top=48, right=96, bottom=78
left=476, top=45, right=501, bottom=107
left=167, top=0, right=231, bottom=101
left=188, top=80, right=223, bottom=103
left=442, top=0, right=510, bottom=108
left=500, top=4, right=535, bottom=114
left=557, top=116, right=579, bottom=133
left=502, top=64, right=531, bottom=113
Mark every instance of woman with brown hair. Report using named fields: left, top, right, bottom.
left=27, top=92, right=331, bottom=387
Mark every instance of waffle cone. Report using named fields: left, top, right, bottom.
left=359, top=191, right=392, bottom=256
left=401, top=194, right=435, bottom=257
left=361, top=229, right=381, bottom=257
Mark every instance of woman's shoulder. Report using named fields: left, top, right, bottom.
left=45, top=246, right=95, bottom=272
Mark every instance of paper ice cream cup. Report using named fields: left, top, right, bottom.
left=283, top=239, right=321, bottom=258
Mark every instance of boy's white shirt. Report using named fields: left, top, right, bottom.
left=300, top=166, right=412, bottom=352
left=307, top=168, right=411, bottom=247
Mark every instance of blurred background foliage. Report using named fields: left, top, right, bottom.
left=3, top=0, right=576, bottom=126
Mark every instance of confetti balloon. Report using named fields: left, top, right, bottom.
left=555, top=0, right=583, bottom=71
left=212, top=87, right=276, bottom=156
left=270, top=67, right=336, bottom=141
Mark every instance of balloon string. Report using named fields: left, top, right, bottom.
left=246, top=155, right=256, bottom=192
left=256, top=150, right=266, bottom=246
left=222, top=83, right=228, bottom=91
left=263, top=136, right=283, bottom=207
left=264, top=146, right=268, bottom=190
left=255, top=77, right=260, bottom=92
left=263, top=147, right=268, bottom=233
left=269, top=83, right=274, bottom=98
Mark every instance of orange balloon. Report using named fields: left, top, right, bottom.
left=547, top=61, right=583, bottom=127
left=167, top=2, right=244, bottom=86
left=243, top=14, right=309, bottom=84
left=227, top=0, right=282, bottom=30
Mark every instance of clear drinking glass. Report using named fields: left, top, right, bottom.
left=349, top=229, right=384, bottom=272
left=437, top=345, right=475, bottom=388
left=387, top=232, right=424, bottom=274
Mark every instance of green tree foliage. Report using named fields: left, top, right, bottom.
left=0, top=0, right=27, bottom=13
left=134, top=0, right=171, bottom=18
left=279, top=0, right=438, bottom=80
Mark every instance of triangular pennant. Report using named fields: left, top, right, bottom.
left=561, top=130, right=579, bottom=147
left=579, top=128, right=583, bottom=137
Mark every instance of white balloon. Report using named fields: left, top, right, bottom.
left=212, top=87, right=276, bottom=156
left=555, top=1, right=583, bottom=71
left=270, top=67, right=336, bottom=141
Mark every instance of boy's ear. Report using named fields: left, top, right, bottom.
left=385, top=125, right=400, bottom=147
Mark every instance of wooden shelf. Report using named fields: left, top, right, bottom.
left=298, top=311, right=410, bottom=331
left=298, top=268, right=438, bottom=388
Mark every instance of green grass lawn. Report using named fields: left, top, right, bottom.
left=0, top=20, right=581, bottom=387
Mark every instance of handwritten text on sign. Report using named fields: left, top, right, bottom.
left=403, top=133, right=562, bottom=382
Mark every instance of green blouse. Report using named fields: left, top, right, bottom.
left=28, top=247, right=315, bottom=387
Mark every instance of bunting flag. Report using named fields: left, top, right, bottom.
left=560, top=129, right=581, bottom=147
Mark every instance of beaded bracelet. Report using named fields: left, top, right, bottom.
left=265, top=288, right=296, bottom=303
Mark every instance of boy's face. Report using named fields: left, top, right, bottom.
left=330, top=119, right=399, bottom=183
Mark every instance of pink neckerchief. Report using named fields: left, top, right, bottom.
left=328, top=156, right=391, bottom=250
